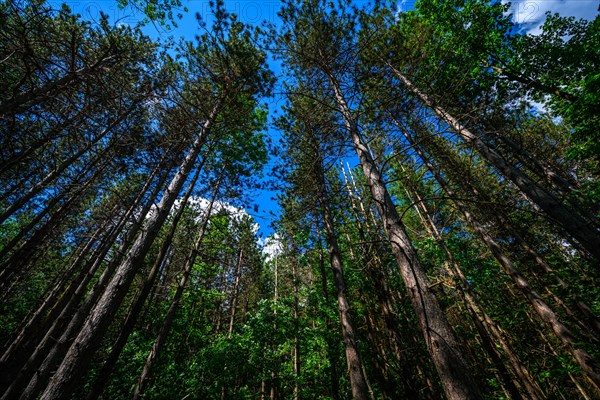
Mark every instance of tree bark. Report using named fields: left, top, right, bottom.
left=320, top=198, right=370, bottom=400
left=325, top=68, right=482, bottom=400
left=38, top=101, right=220, bottom=400
left=228, top=248, right=244, bottom=336
left=0, top=54, right=118, bottom=116
left=341, top=164, right=424, bottom=398
left=315, top=231, right=341, bottom=400
left=387, top=64, right=600, bottom=260
left=1, top=166, right=170, bottom=400
left=0, top=100, right=139, bottom=225
left=408, top=125, right=600, bottom=390
left=309, top=137, right=369, bottom=400
left=132, top=171, right=220, bottom=400
left=0, top=151, right=112, bottom=289
left=396, top=159, right=544, bottom=400
left=85, top=162, right=205, bottom=400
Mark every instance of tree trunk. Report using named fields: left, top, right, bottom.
left=387, top=64, right=600, bottom=259
left=132, top=172, right=220, bottom=400
left=0, top=153, right=111, bottom=289
left=0, top=102, right=88, bottom=175
left=397, top=160, right=544, bottom=400
left=228, top=248, right=244, bottom=336
left=1, top=166, right=170, bottom=400
left=342, top=164, right=423, bottom=398
left=0, top=54, right=118, bottom=116
left=85, top=162, right=205, bottom=400
left=409, top=126, right=600, bottom=391
left=315, top=231, right=341, bottom=400
left=289, top=238, right=301, bottom=400
left=487, top=63, right=578, bottom=103
left=37, top=101, right=220, bottom=400
left=311, top=146, right=369, bottom=400
left=0, top=100, right=139, bottom=225
left=326, top=68, right=483, bottom=400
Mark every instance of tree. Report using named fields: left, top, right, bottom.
left=275, top=1, right=483, bottom=398
left=277, top=92, right=370, bottom=400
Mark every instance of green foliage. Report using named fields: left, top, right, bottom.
left=115, top=0, right=188, bottom=28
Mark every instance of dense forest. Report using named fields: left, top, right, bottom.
left=0, top=0, right=599, bottom=398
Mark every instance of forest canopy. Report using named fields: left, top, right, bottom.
left=0, top=0, right=598, bottom=399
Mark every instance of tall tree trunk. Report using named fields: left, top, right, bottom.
left=132, top=172, right=220, bottom=400
left=325, top=68, right=483, bottom=400
left=1, top=166, right=170, bottom=400
left=0, top=153, right=111, bottom=290
left=0, top=141, right=114, bottom=266
left=408, top=126, right=600, bottom=391
left=341, top=164, right=423, bottom=398
left=292, top=253, right=301, bottom=400
left=314, top=161, right=369, bottom=400
left=0, top=101, right=139, bottom=225
left=0, top=102, right=88, bottom=175
left=399, top=113, right=600, bottom=341
left=228, top=248, right=244, bottom=336
left=396, top=160, right=544, bottom=400
left=387, top=64, right=600, bottom=259
left=37, top=101, right=220, bottom=400
left=315, top=231, right=341, bottom=400
left=0, top=213, right=110, bottom=385
left=85, top=161, right=205, bottom=400
left=0, top=54, right=118, bottom=116
left=491, top=131, right=580, bottom=197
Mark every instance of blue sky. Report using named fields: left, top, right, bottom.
left=49, top=0, right=599, bottom=237
left=50, top=0, right=287, bottom=237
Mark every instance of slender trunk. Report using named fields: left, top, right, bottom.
left=0, top=54, right=118, bottom=116
left=270, top=244, right=279, bottom=400
left=1, top=166, right=169, bottom=400
left=85, top=162, right=205, bottom=400
left=292, top=255, right=300, bottom=400
left=0, top=102, right=89, bottom=175
left=0, top=141, right=113, bottom=264
left=37, top=102, right=220, bottom=400
left=228, top=248, right=244, bottom=335
left=326, top=68, right=482, bottom=400
left=342, top=163, right=423, bottom=398
left=0, top=100, right=139, bottom=225
left=132, top=172, right=220, bottom=400
left=397, top=161, right=544, bottom=400
left=404, top=116, right=600, bottom=341
left=361, top=305, right=397, bottom=400
left=0, top=170, right=38, bottom=203
left=0, top=191, right=122, bottom=387
left=535, top=321, right=596, bottom=400
left=409, top=127, right=600, bottom=390
left=487, top=63, right=578, bottom=103
left=316, top=230, right=341, bottom=400
left=315, top=163, right=369, bottom=400
left=388, top=64, right=600, bottom=259
left=0, top=153, right=110, bottom=289
left=492, top=132, right=580, bottom=196
left=0, top=217, right=107, bottom=384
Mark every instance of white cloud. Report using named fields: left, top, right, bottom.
left=504, top=0, right=598, bottom=35
left=260, top=233, right=284, bottom=261
left=171, top=196, right=260, bottom=234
